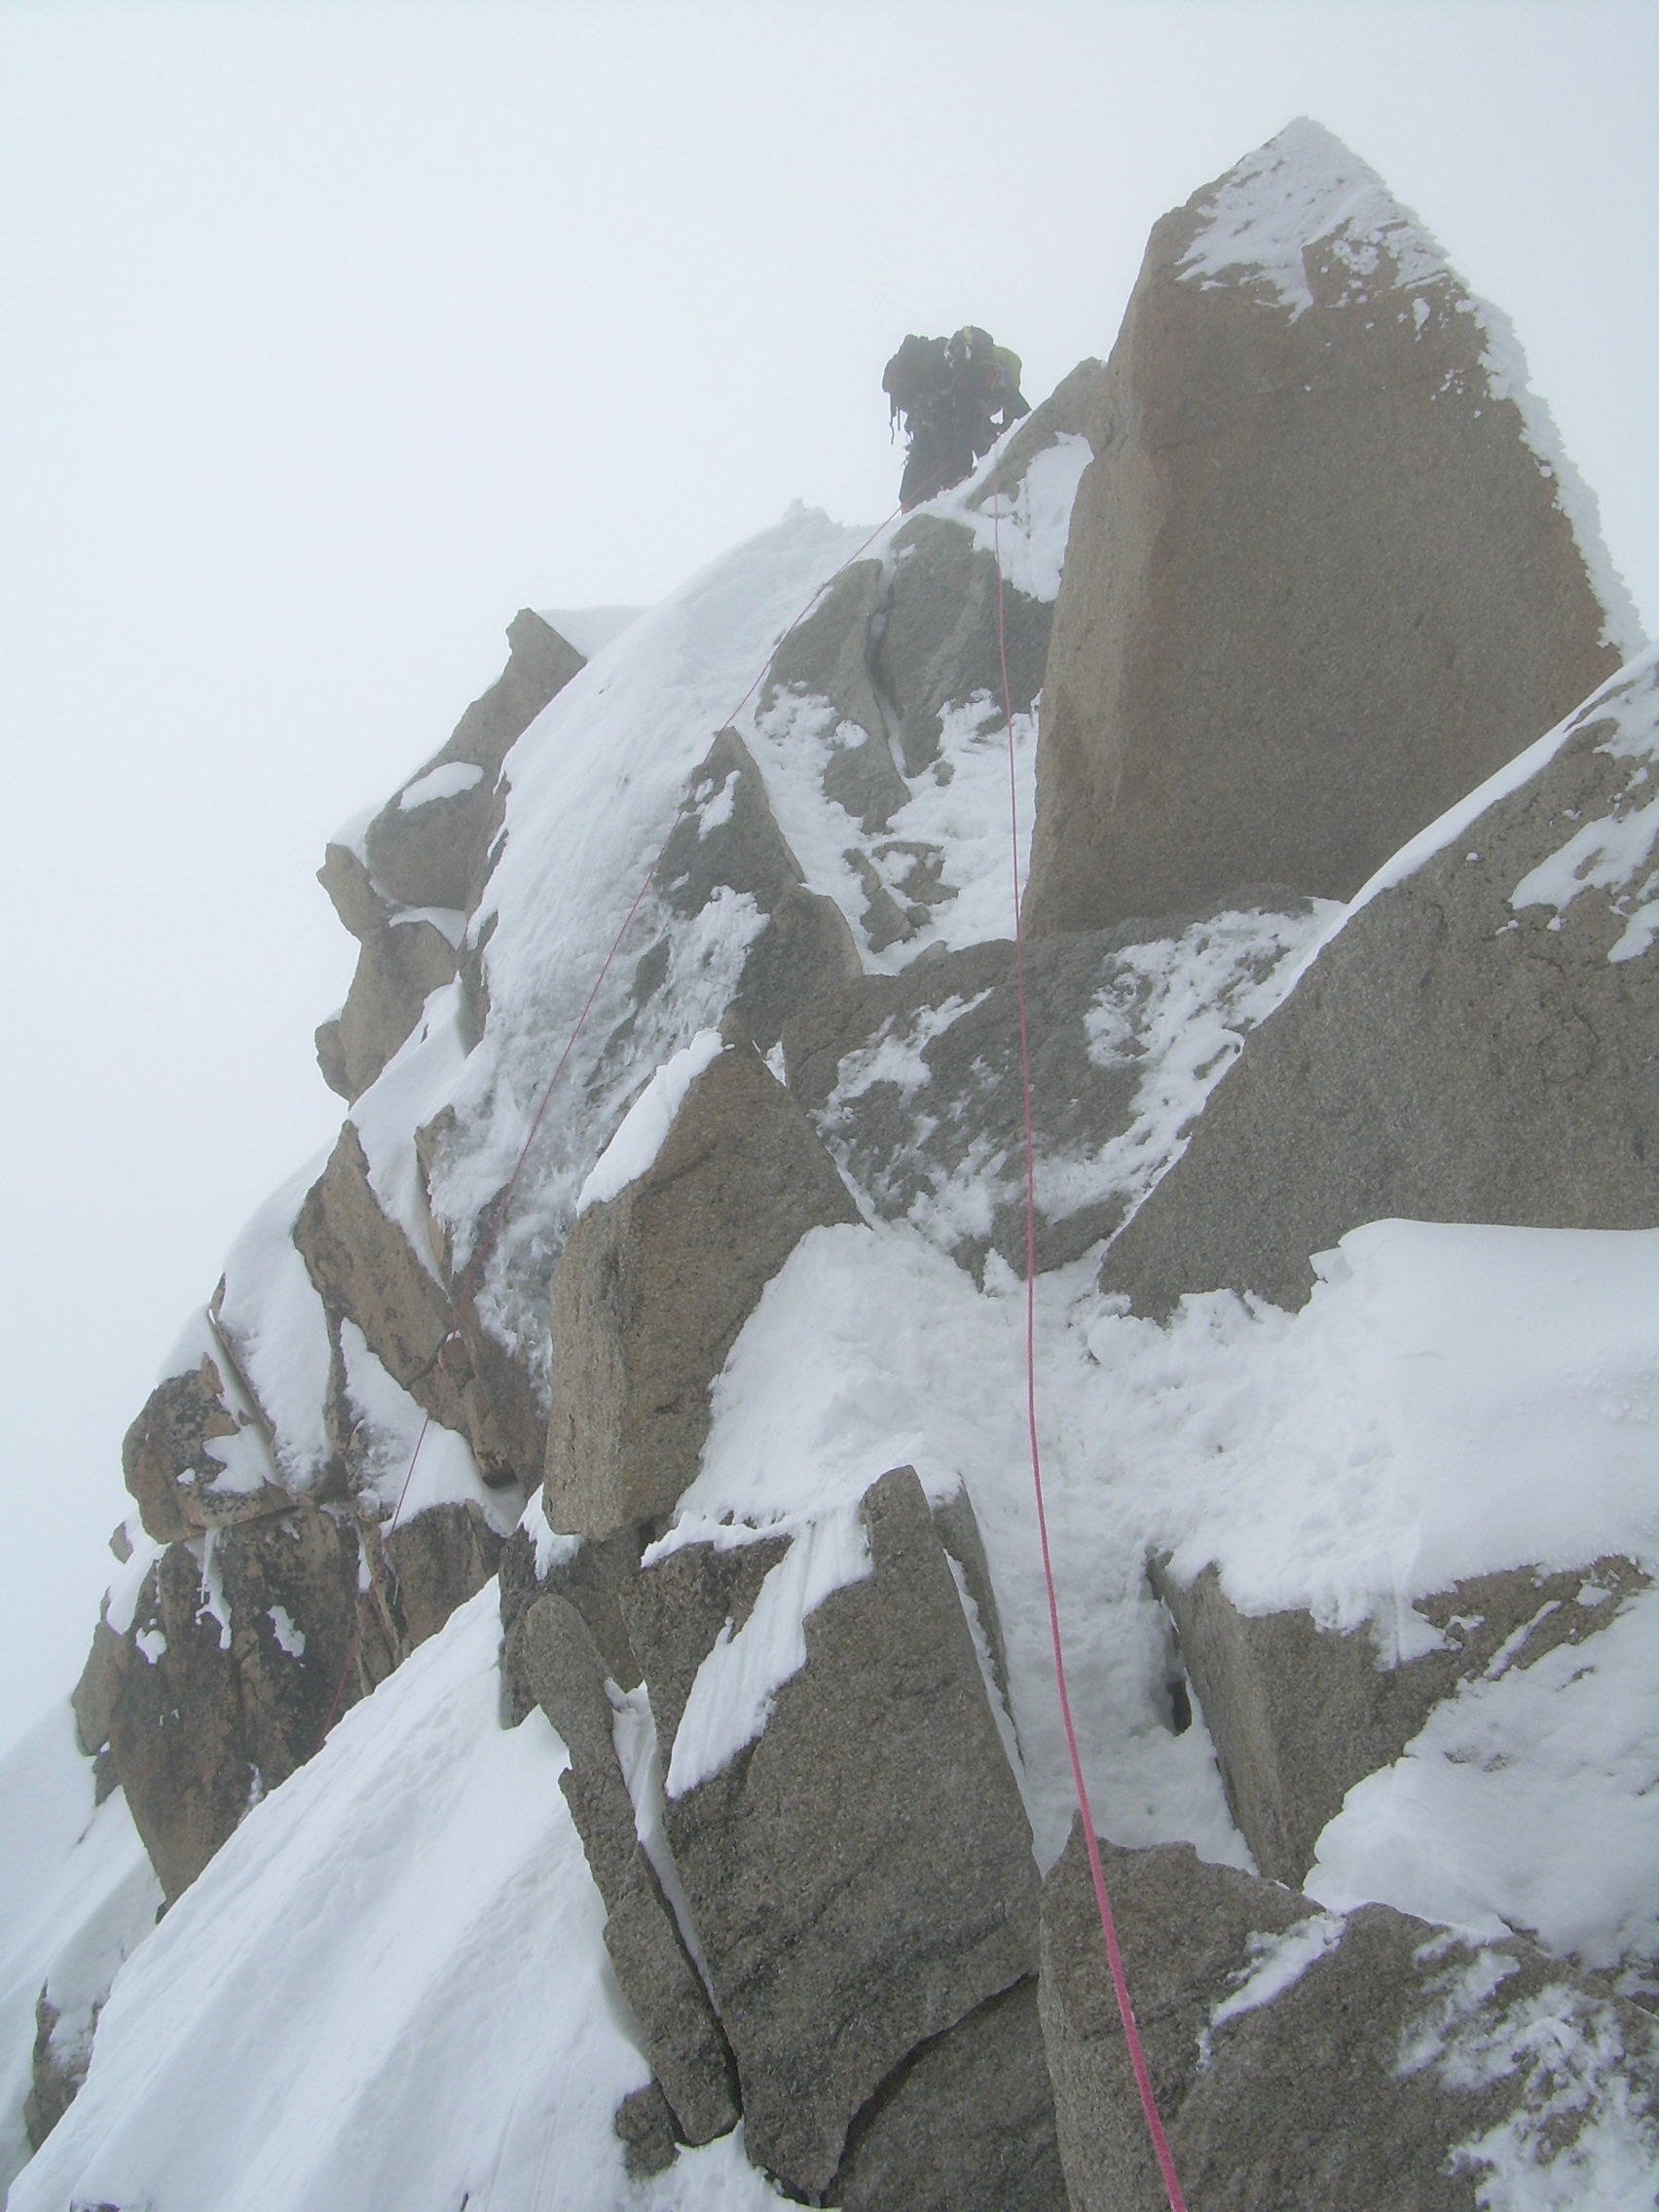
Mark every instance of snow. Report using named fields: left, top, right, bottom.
left=387, top=902, right=467, bottom=948
left=426, top=503, right=876, bottom=1367
left=1279, top=645, right=1659, bottom=998
left=338, top=1318, right=521, bottom=1537
left=397, top=759, right=483, bottom=811
left=535, top=605, right=646, bottom=661
left=1179, top=117, right=1449, bottom=320
left=1401, top=1950, right=1659, bottom=2211
left=1179, top=118, right=1644, bottom=657
left=517, top=1486, right=579, bottom=1580
left=0, top=1708, right=161, bottom=2192
left=268, top=1605, right=306, bottom=1659
left=9, top=1588, right=787, bottom=2212
left=957, top=434, right=1092, bottom=603
left=655, top=1210, right=1657, bottom=1948
left=1048, top=903, right=1335, bottom=1233
left=350, top=978, right=474, bottom=1280
left=1200, top=1912, right=1346, bottom=2064
left=576, top=1028, right=724, bottom=1215
left=1309, top=1584, right=1659, bottom=1974
left=148, top=1306, right=276, bottom=1500
left=214, top=1154, right=334, bottom=1491
left=659, top=1508, right=874, bottom=1798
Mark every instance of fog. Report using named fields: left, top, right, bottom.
left=1, top=0, right=1653, bottom=1754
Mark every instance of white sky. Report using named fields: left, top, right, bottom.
left=0, top=0, right=1654, bottom=1757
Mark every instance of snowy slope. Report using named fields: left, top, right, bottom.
left=0, top=1713, right=159, bottom=2192
left=19, top=1231, right=1655, bottom=2208
left=8, top=1591, right=785, bottom=2212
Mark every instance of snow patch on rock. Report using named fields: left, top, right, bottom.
left=577, top=1029, right=725, bottom=1215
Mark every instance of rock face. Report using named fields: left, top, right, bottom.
left=508, top=1590, right=740, bottom=2146
left=1153, top=1554, right=1648, bottom=1886
left=631, top=1469, right=1047, bottom=2199
left=1040, top=1825, right=1659, bottom=2211
left=830, top=1978, right=1067, bottom=2212
left=316, top=608, right=585, bottom=1101
left=1026, top=119, right=1631, bottom=940
left=543, top=1032, right=861, bottom=1537
left=1101, top=649, right=1659, bottom=1314
left=784, top=895, right=1321, bottom=1277
left=648, top=726, right=862, bottom=1052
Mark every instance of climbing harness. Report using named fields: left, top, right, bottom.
left=990, top=453, right=1189, bottom=2212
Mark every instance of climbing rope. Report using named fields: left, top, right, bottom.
left=990, top=453, right=1189, bottom=2212
left=313, top=502, right=903, bottom=1752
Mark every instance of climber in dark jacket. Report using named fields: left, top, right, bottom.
left=883, top=327, right=1030, bottom=509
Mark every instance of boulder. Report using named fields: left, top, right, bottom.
left=93, top=1492, right=498, bottom=1902
left=830, top=1979, right=1067, bottom=2212
left=314, top=610, right=585, bottom=1099
left=509, top=1590, right=740, bottom=2146
left=327, top=913, right=460, bottom=1105
left=1152, top=1554, right=1648, bottom=1886
left=612, top=2083, right=679, bottom=2179
left=543, top=1032, right=861, bottom=1538
left=632, top=1468, right=1040, bottom=2199
left=1025, top=119, right=1630, bottom=940
left=362, top=608, right=584, bottom=915
left=614, top=1533, right=790, bottom=1756
left=382, top=1501, right=501, bottom=1650
left=647, top=727, right=862, bottom=1051
left=1039, top=1824, right=1659, bottom=2211
left=295, top=1124, right=468, bottom=1436
left=121, top=1346, right=291, bottom=1545
left=498, top=1518, right=645, bottom=1713
left=1100, top=651, right=1659, bottom=1314
left=101, top=1506, right=367, bottom=1899
left=783, top=897, right=1318, bottom=1277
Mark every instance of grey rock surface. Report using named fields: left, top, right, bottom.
left=23, top=1989, right=88, bottom=2154
left=1041, top=1824, right=1659, bottom=2212
left=830, top=1978, right=1067, bottom=2212
left=498, top=1521, right=645, bottom=1715
left=362, top=608, right=584, bottom=915
left=543, top=1033, right=860, bottom=1537
left=616, top=1534, right=790, bottom=1758
left=84, top=1494, right=500, bottom=1902
left=510, top=1589, right=740, bottom=2146
left=645, top=726, right=862, bottom=1051
left=783, top=898, right=1316, bottom=1277
left=314, top=610, right=584, bottom=1100
left=652, top=1468, right=1040, bottom=2199
left=121, top=1349, right=291, bottom=1544
left=613, top=2083, right=679, bottom=2178
left=326, top=913, right=459, bottom=1105
left=1025, top=122, right=1624, bottom=940
left=99, top=1504, right=365, bottom=1899
left=1153, top=1554, right=1648, bottom=1885
left=295, top=1123, right=469, bottom=1435
left=382, top=1501, right=500, bottom=1650
left=1100, top=654, right=1659, bottom=1314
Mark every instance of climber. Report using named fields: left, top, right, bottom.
left=882, top=326, right=1030, bottom=510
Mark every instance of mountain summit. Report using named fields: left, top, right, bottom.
left=4, top=124, right=1655, bottom=2211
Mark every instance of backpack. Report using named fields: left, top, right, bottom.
left=882, top=334, right=952, bottom=427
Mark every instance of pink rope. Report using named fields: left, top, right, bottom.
left=989, top=455, right=1189, bottom=2212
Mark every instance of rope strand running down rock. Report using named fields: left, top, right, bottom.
left=989, top=452, right=1190, bottom=2212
